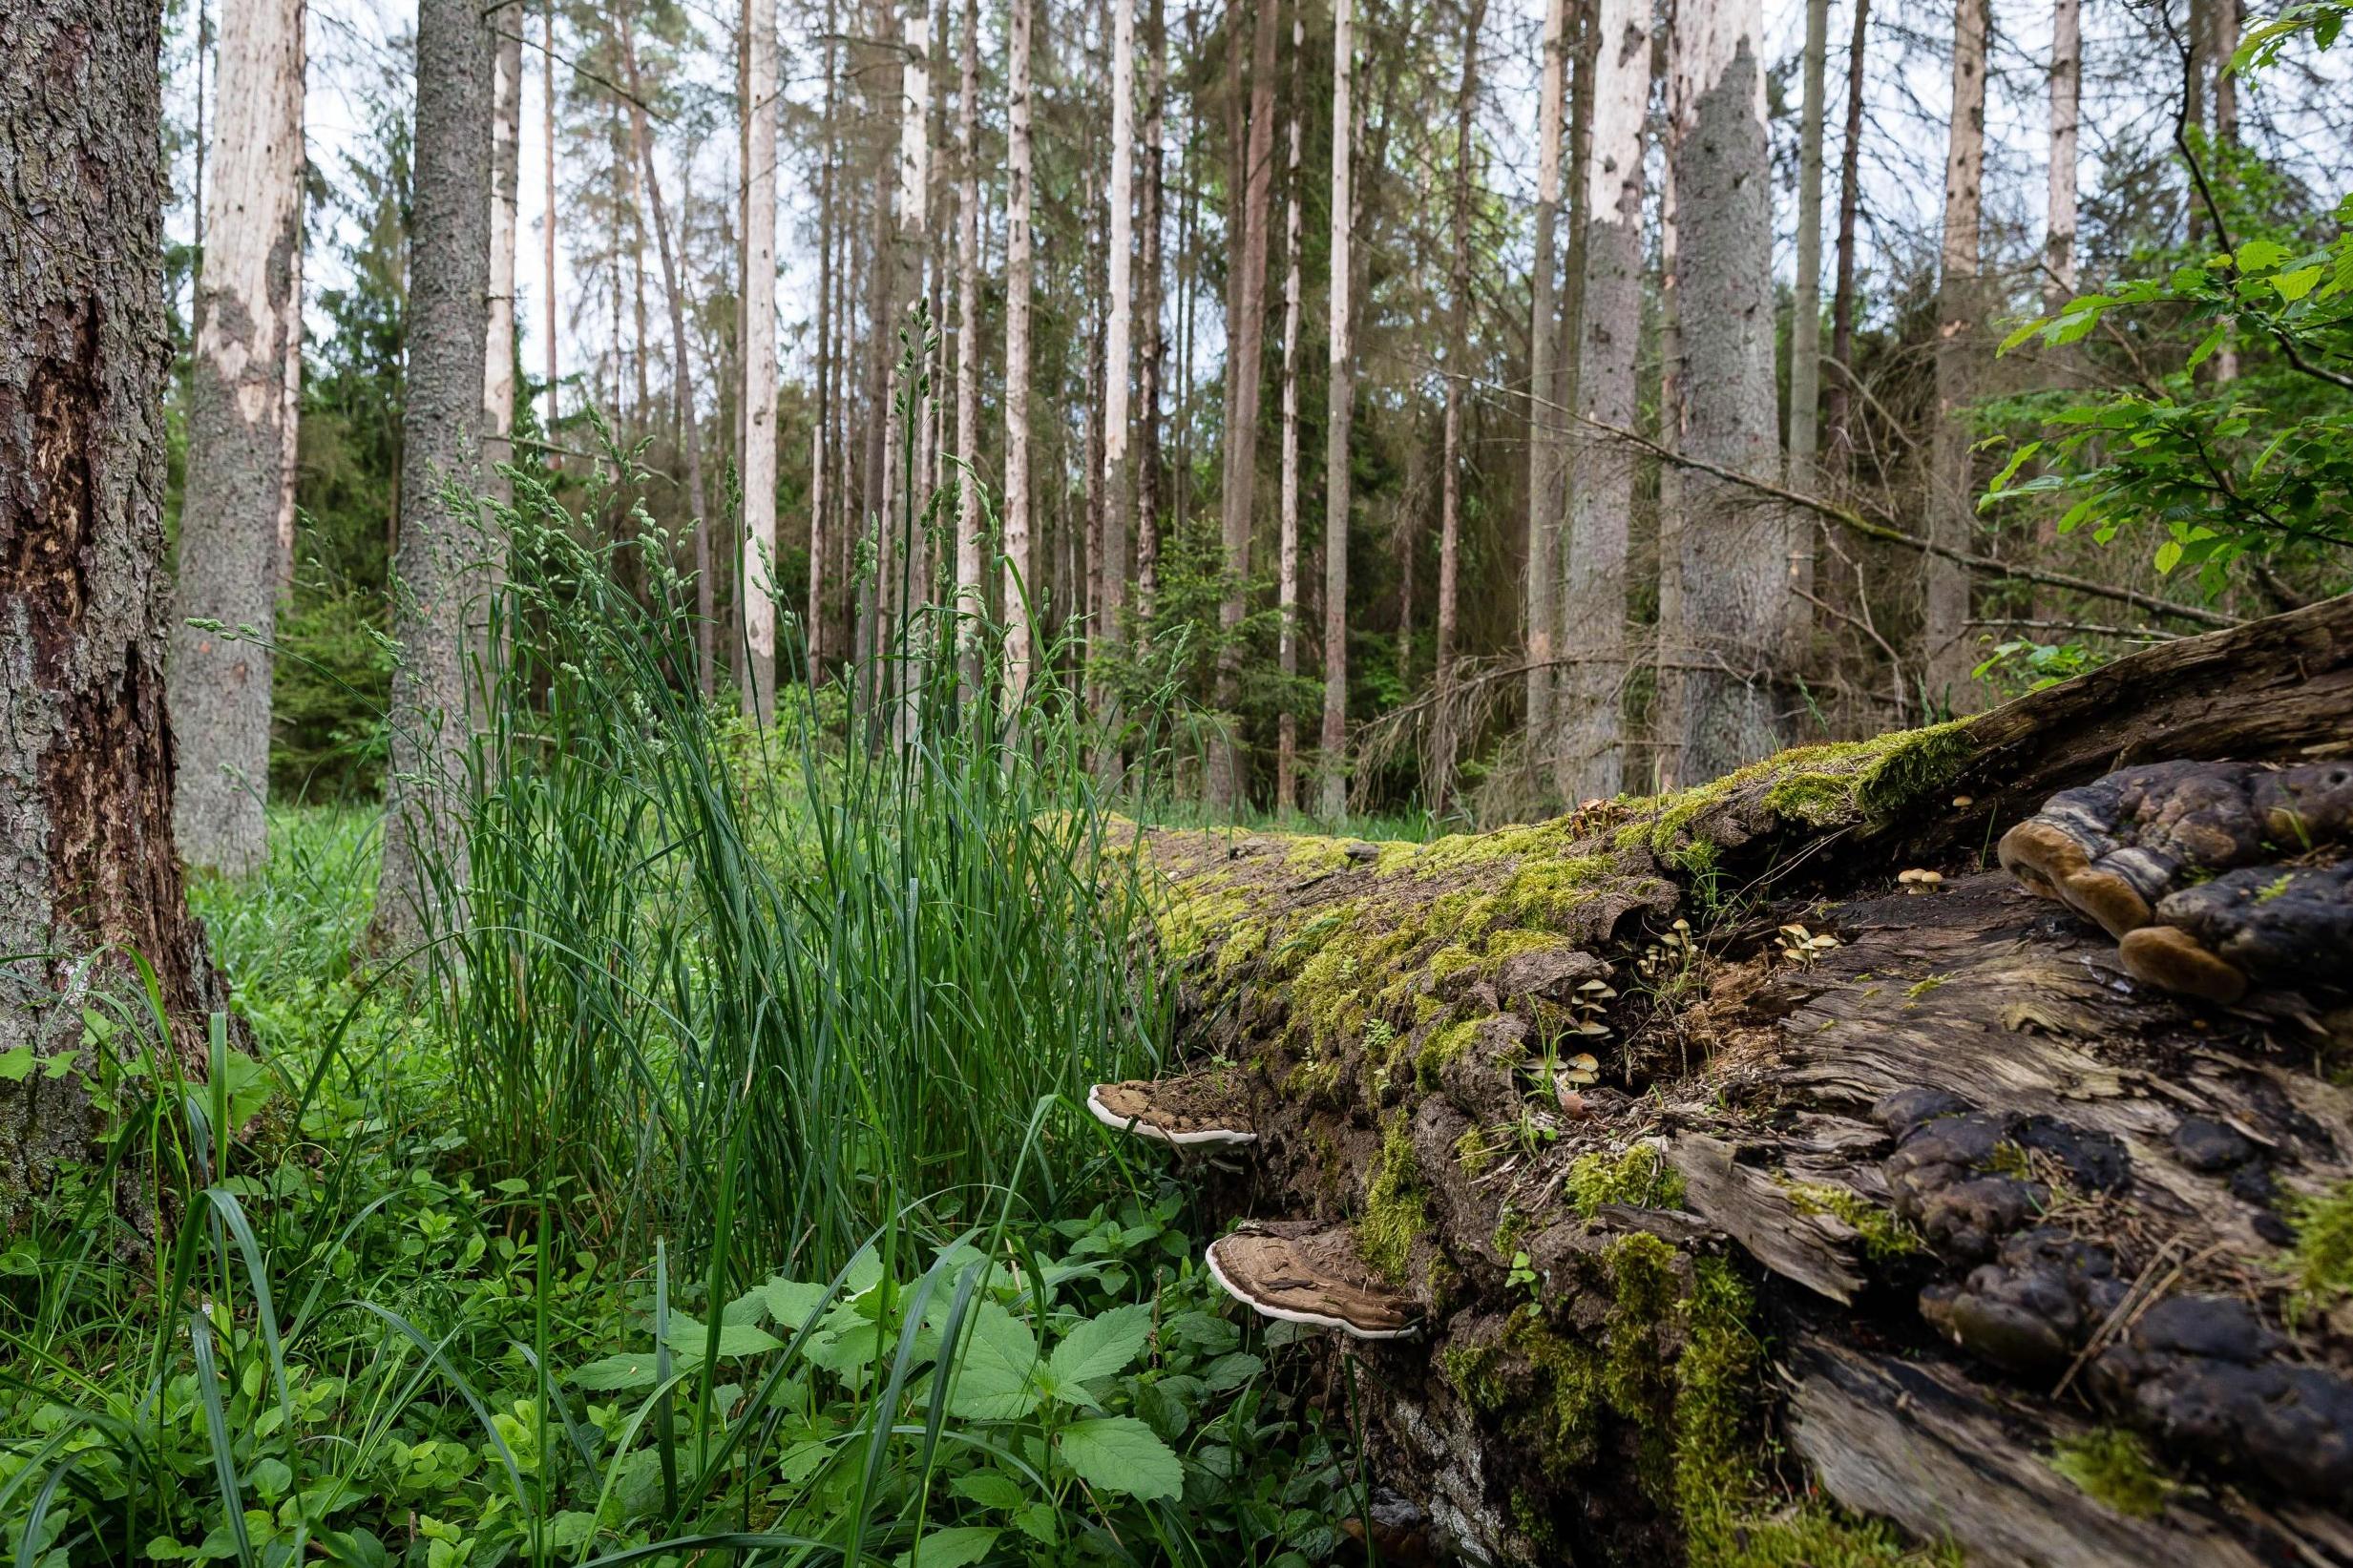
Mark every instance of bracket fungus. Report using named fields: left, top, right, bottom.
left=1086, top=1071, right=1260, bottom=1146
left=1204, top=1221, right=1419, bottom=1340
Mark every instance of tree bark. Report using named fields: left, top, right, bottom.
left=1432, top=0, right=1485, bottom=816
left=541, top=0, right=559, bottom=467
left=1925, top=0, right=1985, bottom=704
left=3, top=0, right=225, bottom=1209
left=1314, top=0, right=1355, bottom=823
left=1556, top=0, right=1645, bottom=806
left=1824, top=0, right=1868, bottom=467
left=1003, top=0, right=1036, bottom=711
left=170, top=0, right=305, bottom=876
left=739, top=0, right=779, bottom=721
left=371, top=0, right=494, bottom=955
left=1665, top=0, right=1787, bottom=782
left=1139, top=593, right=2353, bottom=1567
left=1135, top=0, right=1166, bottom=629
left=1208, top=0, right=1282, bottom=810
left=1783, top=0, right=1826, bottom=651
left=1523, top=0, right=1570, bottom=776
left=953, top=0, right=980, bottom=666
left=1275, top=18, right=1304, bottom=820
left=1096, top=0, right=1136, bottom=767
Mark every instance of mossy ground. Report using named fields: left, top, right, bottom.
left=1781, top=1180, right=1924, bottom=1261
left=1356, top=1113, right=1428, bottom=1281
left=2287, top=1179, right=2353, bottom=1322
left=2049, top=1428, right=2178, bottom=1518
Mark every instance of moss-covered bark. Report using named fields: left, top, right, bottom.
left=1131, top=596, right=2353, bottom=1566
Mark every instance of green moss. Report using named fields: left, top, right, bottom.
left=1356, top=1114, right=1428, bottom=1283
left=1850, top=721, right=1973, bottom=821
left=1481, top=928, right=1569, bottom=963
left=1492, top=1204, right=1529, bottom=1261
left=1416, top=1015, right=1490, bottom=1089
left=1781, top=1180, right=1924, bottom=1261
left=1504, top=1303, right=1607, bottom=1476
left=2287, top=1179, right=2353, bottom=1318
left=1440, top=1339, right=1507, bottom=1412
left=1500, top=854, right=1618, bottom=925
left=1566, top=1144, right=1686, bottom=1219
left=2049, top=1428, right=2177, bottom=1518
left=1762, top=770, right=1855, bottom=827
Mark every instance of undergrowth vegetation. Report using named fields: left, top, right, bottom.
left=1, top=416, right=1366, bottom=1566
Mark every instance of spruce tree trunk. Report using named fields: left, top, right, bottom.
left=1784, top=0, right=1826, bottom=651
left=1096, top=0, right=1136, bottom=764
left=1313, top=0, right=1355, bottom=822
left=1558, top=0, right=1646, bottom=804
left=371, top=0, right=494, bottom=956
left=1135, top=0, right=1166, bottom=626
left=1666, top=0, right=1786, bottom=781
left=169, top=0, right=305, bottom=876
left=739, top=0, right=779, bottom=721
left=1926, top=0, right=1985, bottom=703
left=541, top=0, right=559, bottom=464
left=1003, top=0, right=1037, bottom=709
left=1523, top=0, right=1569, bottom=774
left=483, top=0, right=521, bottom=666
left=1432, top=0, right=1484, bottom=815
left=3, top=0, right=224, bottom=1209
left=1824, top=0, right=1868, bottom=465
left=954, top=0, right=981, bottom=658
left=1275, top=39, right=1304, bottom=819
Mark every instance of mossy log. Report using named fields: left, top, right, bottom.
left=1134, top=594, right=2353, bottom=1567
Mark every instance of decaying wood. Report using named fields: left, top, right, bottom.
left=1138, top=596, right=2353, bottom=1565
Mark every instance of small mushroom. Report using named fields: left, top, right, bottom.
left=1205, top=1222, right=1418, bottom=1340
left=1087, top=1073, right=1258, bottom=1146
left=1559, top=1052, right=1602, bottom=1087
left=1896, top=868, right=1945, bottom=895
left=1952, top=795, right=1975, bottom=809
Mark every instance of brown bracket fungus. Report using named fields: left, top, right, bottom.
left=1205, top=1220, right=1419, bottom=1340
left=1086, top=1071, right=1260, bottom=1146
left=2118, top=861, right=2353, bottom=1006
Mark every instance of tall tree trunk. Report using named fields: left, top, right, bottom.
left=482, top=0, right=522, bottom=667
left=169, top=0, right=305, bottom=875
left=1135, top=0, right=1166, bottom=628
left=1274, top=18, right=1303, bottom=818
left=893, top=0, right=933, bottom=730
left=954, top=0, right=981, bottom=659
left=4, top=0, right=226, bottom=1202
left=2045, top=0, right=2078, bottom=315
left=808, top=5, right=837, bottom=680
left=740, top=0, right=779, bottom=720
left=1314, top=0, right=1354, bottom=822
left=1523, top=0, right=1569, bottom=777
left=1926, top=0, right=1985, bottom=703
left=372, top=0, right=494, bottom=953
left=1208, top=0, right=1282, bottom=809
left=1785, top=0, right=1825, bottom=649
left=1654, top=118, right=1683, bottom=789
left=1665, top=0, right=1786, bottom=782
left=1097, top=0, right=1136, bottom=766
left=1004, top=0, right=1036, bottom=709
left=1559, top=0, right=1645, bottom=803
left=276, top=195, right=302, bottom=593
left=1432, top=0, right=1484, bottom=815
left=620, top=10, right=713, bottom=694
left=542, top=0, right=559, bottom=464
left=1824, top=0, right=1867, bottom=466
left=2211, top=0, right=2239, bottom=381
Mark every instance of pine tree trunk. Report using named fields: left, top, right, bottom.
left=1666, top=0, right=1786, bottom=782
left=1314, top=0, right=1354, bottom=823
left=1135, top=0, right=1166, bottom=628
left=1208, top=0, right=1282, bottom=809
left=1825, top=0, right=1867, bottom=466
left=170, top=0, right=304, bottom=876
left=1559, top=0, right=1646, bottom=804
left=483, top=0, right=522, bottom=664
left=3, top=0, right=226, bottom=1207
left=1096, top=0, right=1136, bottom=766
left=372, top=0, right=494, bottom=954
left=1926, top=0, right=1985, bottom=703
left=1432, top=0, right=1484, bottom=816
left=1275, top=35, right=1304, bottom=818
left=1003, top=0, right=1037, bottom=709
left=739, top=0, right=779, bottom=719
left=1523, top=0, right=1569, bottom=775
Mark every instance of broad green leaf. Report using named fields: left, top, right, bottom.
left=1201, top=1350, right=1265, bottom=1392
left=767, top=1278, right=831, bottom=1329
left=571, top=1351, right=661, bottom=1390
left=895, top=1528, right=998, bottom=1568
left=2234, top=238, right=2289, bottom=273
left=1057, top=1414, right=1184, bottom=1501
left=948, top=1470, right=1028, bottom=1512
left=2187, top=322, right=2228, bottom=369
left=664, top=1314, right=783, bottom=1359
left=2153, top=539, right=2184, bottom=575
left=1047, top=1303, right=1153, bottom=1385
left=2273, top=264, right=2324, bottom=302
left=946, top=1301, right=1041, bottom=1420
left=0, top=1047, right=35, bottom=1083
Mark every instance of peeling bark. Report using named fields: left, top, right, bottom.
left=1135, top=596, right=2353, bottom=1564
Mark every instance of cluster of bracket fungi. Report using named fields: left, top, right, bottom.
left=1997, top=757, right=2353, bottom=1003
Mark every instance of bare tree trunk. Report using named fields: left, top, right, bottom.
left=170, top=0, right=305, bottom=876
left=1003, top=0, right=1036, bottom=710
left=891, top=0, right=934, bottom=738
left=1274, top=22, right=1303, bottom=818
left=3, top=0, right=226, bottom=1202
left=481, top=0, right=521, bottom=671
left=372, top=0, right=494, bottom=954
left=1559, top=0, right=1645, bottom=803
left=1208, top=0, right=1282, bottom=809
left=1523, top=0, right=1569, bottom=777
left=276, top=198, right=302, bottom=593
left=1314, top=0, right=1354, bottom=822
left=1666, top=0, right=1786, bottom=781
left=1654, top=122, right=1684, bottom=789
left=620, top=11, right=713, bottom=695
left=953, top=0, right=981, bottom=660
left=1926, top=0, right=1985, bottom=704
left=740, top=0, right=779, bottom=720
left=2033, top=0, right=2079, bottom=615
left=2211, top=0, right=2239, bottom=381
left=1135, top=0, right=1166, bottom=628
left=542, top=0, right=559, bottom=464
left=1096, top=0, right=1136, bottom=769
left=1432, top=0, right=1484, bottom=815
left=1785, top=0, right=1826, bottom=647
left=1825, top=0, right=1867, bottom=466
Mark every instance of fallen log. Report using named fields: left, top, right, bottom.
left=1129, top=593, right=2353, bottom=1566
